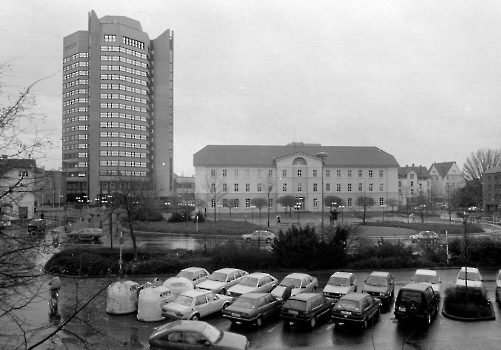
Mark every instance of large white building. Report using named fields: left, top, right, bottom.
left=193, top=142, right=400, bottom=214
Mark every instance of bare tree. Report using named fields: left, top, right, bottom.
left=250, top=197, right=267, bottom=225
left=385, top=198, right=399, bottom=213
left=225, top=198, right=238, bottom=217
left=463, top=148, right=501, bottom=187
left=354, top=195, right=375, bottom=225
left=201, top=172, right=228, bottom=221
left=277, top=195, right=296, bottom=219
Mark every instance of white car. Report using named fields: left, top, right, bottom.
left=322, top=271, right=357, bottom=301
left=271, top=272, right=318, bottom=300
left=227, top=272, right=278, bottom=299
left=411, top=269, right=441, bottom=293
left=67, top=227, right=103, bottom=241
left=455, top=267, right=483, bottom=295
left=410, top=231, right=438, bottom=243
left=241, top=230, right=275, bottom=243
left=176, top=267, right=210, bottom=287
left=161, top=289, right=233, bottom=321
left=196, top=268, right=248, bottom=295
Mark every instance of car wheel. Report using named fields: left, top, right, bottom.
left=266, top=238, right=271, bottom=243
left=222, top=302, right=230, bottom=310
left=255, top=317, right=263, bottom=327
left=191, top=314, right=199, bottom=321
left=309, top=316, right=316, bottom=329
left=220, top=288, right=226, bottom=295
left=361, top=319, right=368, bottom=330
left=246, top=238, right=251, bottom=243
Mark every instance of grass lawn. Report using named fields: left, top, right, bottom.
left=131, top=219, right=267, bottom=236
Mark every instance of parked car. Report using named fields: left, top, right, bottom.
left=394, top=283, right=440, bottom=327
left=410, top=231, right=438, bottom=243
left=0, top=216, right=12, bottom=229
left=222, top=292, right=283, bottom=327
left=271, top=273, right=318, bottom=300
left=455, top=267, right=483, bottom=295
left=161, top=289, right=232, bottom=321
left=176, top=267, right=210, bottom=287
left=496, top=269, right=501, bottom=305
left=322, top=271, right=357, bottom=301
left=149, top=320, right=249, bottom=350
left=227, top=272, right=278, bottom=299
left=362, top=271, right=394, bottom=309
left=241, top=230, right=275, bottom=243
left=331, top=292, right=381, bottom=330
left=196, top=268, right=248, bottom=295
left=28, top=219, right=47, bottom=235
left=411, top=269, right=441, bottom=293
left=67, top=227, right=103, bottom=241
left=280, top=293, right=335, bottom=329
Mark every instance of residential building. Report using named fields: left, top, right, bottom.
left=398, top=165, right=431, bottom=206
left=193, top=143, right=399, bottom=214
left=428, top=162, right=465, bottom=206
left=62, top=11, right=174, bottom=205
left=483, top=167, right=501, bottom=213
left=0, top=157, right=37, bottom=219
left=174, top=175, right=195, bottom=205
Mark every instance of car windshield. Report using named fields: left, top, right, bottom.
left=209, top=272, right=228, bottom=282
left=335, top=300, right=360, bottom=311
left=413, top=274, right=438, bottom=284
left=457, top=271, right=480, bottom=281
left=399, top=290, right=423, bottom=303
left=366, top=276, right=388, bottom=287
left=202, top=323, right=222, bottom=344
left=177, top=271, right=194, bottom=280
left=239, top=277, right=258, bottom=287
left=283, top=299, right=307, bottom=311
left=280, top=278, right=301, bottom=288
left=328, top=277, right=349, bottom=287
left=232, top=297, right=256, bottom=308
left=173, top=295, right=193, bottom=306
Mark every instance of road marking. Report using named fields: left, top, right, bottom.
left=268, top=324, right=280, bottom=332
left=326, top=324, right=334, bottom=330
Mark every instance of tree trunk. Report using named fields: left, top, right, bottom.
left=128, top=220, right=138, bottom=261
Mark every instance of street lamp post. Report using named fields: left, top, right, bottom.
left=381, top=204, right=386, bottom=222
left=316, top=152, right=328, bottom=242
left=250, top=205, right=255, bottom=224
left=340, top=205, right=344, bottom=223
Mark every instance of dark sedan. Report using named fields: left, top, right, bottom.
left=222, top=293, right=282, bottom=327
left=331, top=292, right=381, bottom=330
left=280, top=293, right=335, bottom=329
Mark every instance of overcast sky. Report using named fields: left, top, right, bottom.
left=2, top=0, right=501, bottom=176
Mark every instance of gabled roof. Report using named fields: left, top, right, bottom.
left=398, top=165, right=430, bottom=178
left=484, top=166, right=501, bottom=174
left=0, top=158, right=37, bottom=170
left=429, top=162, right=457, bottom=177
left=193, top=144, right=399, bottom=168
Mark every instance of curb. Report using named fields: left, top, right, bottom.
left=441, top=297, right=496, bottom=322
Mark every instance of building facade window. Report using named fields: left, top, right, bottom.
left=348, top=170, right=352, bottom=178
left=257, top=170, right=261, bottom=178
left=379, top=183, right=384, bottom=191
left=313, top=183, right=318, bottom=192
left=358, top=183, right=363, bottom=191
left=234, top=183, right=239, bottom=192
left=348, top=183, right=352, bottom=192
left=246, top=199, right=250, bottom=207
left=379, top=198, right=385, bottom=206
left=326, top=170, right=330, bottom=178
left=369, top=183, right=373, bottom=191
left=268, top=170, right=273, bottom=178
left=245, top=183, right=250, bottom=192
left=297, top=170, right=302, bottom=177
left=313, top=198, right=318, bottom=208
left=369, top=170, right=373, bottom=178
left=283, top=170, right=287, bottom=177
left=222, top=169, right=227, bottom=177
left=326, top=183, right=330, bottom=191
left=313, top=170, right=317, bottom=177
left=337, top=183, right=341, bottom=191
left=379, top=170, right=384, bottom=178
left=358, top=170, right=363, bottom=178
left=337, top=170, right=341, bottom=178
left=298, top=183, right=302, bottom=192
left=210, top=169, right=216, bottom=178
left=283, top=183, right=287, bottom=192
left=234, top=170, right=239, bottom=178
left=348, top=198, right=352, bottom=207
left=223, top=183, right=227, bottom=192
left=246, top=169, right=250, bottom=177
left=257, top=183, right=262, bottom=192
left=211, top=199, right=215, bottom=208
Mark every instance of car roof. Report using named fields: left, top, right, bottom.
left=247, top=272, right=271, bottom=278
left=181, top=289, right=211, bottom=297
left=284, top=273, right=310, bottom=279
left=418, top=231, right=436, bottom=234
left=153, top=320, right=207, bottom=335
left=459, top=267, right=479, bottom=273
left=253, top=230, right=273, bottom=234
left=339, top=292, right=368, bottom=301
left=237, top=292, right=269, bottom=300
left=369, top=271, right=391, bottom=277
left=180, top=267, right=205, bottom=272
left=401, top=283, right=431, bottom=291
left=331, top=271, right=354, bottom=278
left=415, top=269, right=438, bottom=276
left=288, top=293, right=319, bottom=301
left=214, top=268, right=240, bottom=274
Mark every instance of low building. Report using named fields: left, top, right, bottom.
left=193, top=143, right=399, bottom=215
left=483, top=167, right=501, bottom=213
left=0, top=157, right=38, bottom=219
left=429, top=161, right=465, bottom=207
left=398, top=165, right=431, bottom=207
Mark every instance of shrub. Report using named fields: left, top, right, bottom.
left=168, top=211, right=187, bottom=223
left=443, top=286, right=492, bottom=318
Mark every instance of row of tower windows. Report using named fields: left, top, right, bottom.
left=63, top=79, right=88, bottom=89
left=100, top=65, right=147, bottom=77
left=100, top=132, right=147, bottom=140
left=63, top=125, right=88, bottom=133
left=99, top=170, right=148, bottom=177
left=100, top=103, right=147, bottom=113
left=100, top=83, right=147, bottom=95
left=64, top=107, right=88, bottom=115
left=63, top=115, right=88, bottom=124
left=100, top=93, right=147, bottom=104
left=63, top=89, right=87, bottom=98
left=101, top=55, right=148, bottom=68
left=63, top=52, right=88, bottom=62
left=100, top=112, right=147, bottom=122
left=63, top=134, right=88, bottom=141
left=63, top=61, right=88, bottom=71
left=63, top=98, right=88, bottom=106
left=100, top=160, right=147, bottom=167
left=62, top=144, right=88, bottom=150
left=100, top=46, right=148, bottom=60
left=64, top=70, right=88, bottom=80
left=100, top=74, right=147, bottom=86
left=100, top=141, right=147, bottom=149
left=123, top=36, right=145, bottom=50
left=100, top=122, right=147, bottom=131
left=99, top=150, right=147, bottom=158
